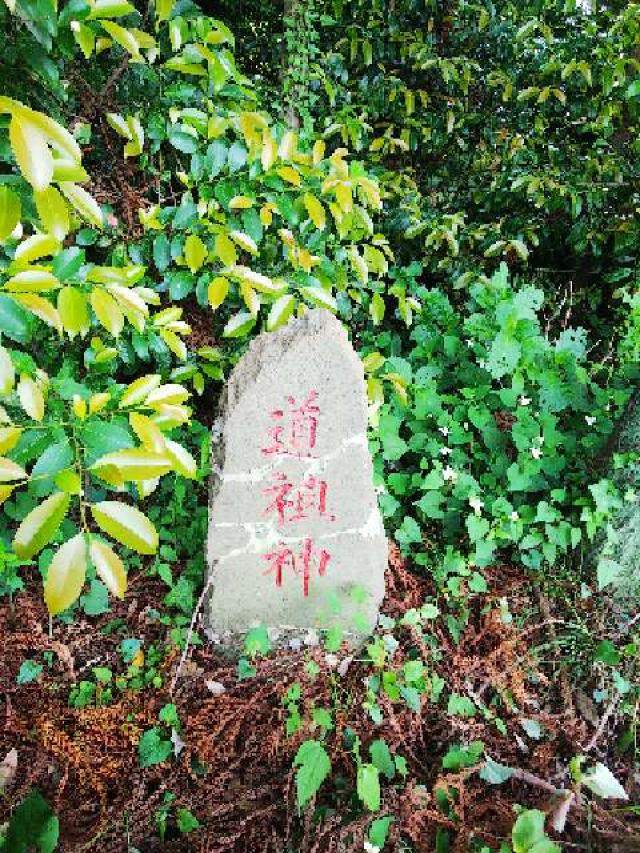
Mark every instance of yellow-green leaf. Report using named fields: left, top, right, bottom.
left=44, top=534, right=87, bottom=615
left=34, top=187, right=71, bottom=241
left=100, top=20, right=141, bottom=58
left=5, top=268, right=61, bottom=292
left=14, top=294, right=63, bottom=334
left=214, top=233, right=237, bottom=266
left=89, top=538, right=127, bottom=598
left=91, top=289, right=124, bottom=336
left=13, top=491, right=70, bottom=559
left=92, top=449, right=172, bottom=481
left=303, top=192, right=326, bottom=230
left=229, top=230, right=258, bottom=255
left=71, top=20, right=96, bottom=59
left=91, top=500, right=159, bottom=555
left=207, top=275, right=229, bottom=310
left=14, top=233, right=60, bottom=266
left=59, top=183, right=103, bottom=228
left=9, top=115, right=53, bottom=191
left=164, top=438, right=196, bottom=478
left=89, top=0, right=136, bottom=19
left=184, top=233, right=207, bottom=273
left=0, top=426, right=21, bottom=454
left=58, top=287, right=90, bottom=337
left=119, top=374, right=162, bottom=409
left=267, top=293, right=295, bottom=331
left=128, top=412, right=165, bottom=452
left=0, top=485, right=15, bottom=505
left=0, top=345, right=15, bottom=395
left=17, top=375, right=45, bottom=421
left=0, top=186, right=21, bottom=241
left=158, top=327, right=187, bottom=360
left=144, top=383, right=189, bottom=407
left=0, top=457, right=27, bottom=482
left=277, top=166, right=301, bottom=186
left=229, top=195, right=253, bottom=210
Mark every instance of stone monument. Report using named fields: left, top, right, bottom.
left=205, top=309, right=386, bottom=648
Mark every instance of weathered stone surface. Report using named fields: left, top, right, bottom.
left=205, top=309, right=386, bottom=648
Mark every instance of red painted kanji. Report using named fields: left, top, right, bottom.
left=262, top=538, right=331, bottom=597
left=262, top=472, right=335, bottom=525
left=261, top=390, right=320, bottom=458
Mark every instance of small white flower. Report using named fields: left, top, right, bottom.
left=364, top=844, right=381, bottom=853
left=443, top=465, right=458, bottom=483
left=585, top=415, right=596, bottom=426
left=537, top=436, right=544, bottom=445
left=463, top=422, right=469, bottom=430
left=478, top=359, right=486, bottom=369
left=510, top=510, right=520, bottom=522
left=324, top=653, right=338, bottom=669
left=469, top=496, right=484, bottom=515
left=465, top=339, right=473, bottom=348
left=519, top=396, right=531, bottom=406
left=605, top=404, right=611, bottom=412
left=438, top=426, right=449, bottom=436
left=439, top=446, right=453, bottom=456
left=531, top=446, right=542, bottom=459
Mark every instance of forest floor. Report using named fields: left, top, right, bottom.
left=1, top=546, right=639, bottom=852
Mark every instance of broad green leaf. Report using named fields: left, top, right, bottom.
left=128, top=412, right=165, bottom=452
left=230, top=265, right=282, bottom=294
left=357, top=763, right=380, bottom=811
left=13, top=491, right=70, bottom=559
left=214, top=233, right=237, bottom=266
left=58, top=287, right=90, bottom=337
left=294, top=740, right=331, bottom=810
left=59, top=183, right=103, bottom=228
left=17, top=375, right=45, bottom=421
left=91, top=500, right=159, bottom=554
left=267, top=294, right=295, bottom=331
left=34, top=186, right=71, bottom=241
left=512, top=810, right=560, bottom=853
left=14, top=294, right=62, bottom=334
left=92, top=448, right=172, bottom=481
left=0, top=186, right=21, bottom=241
left=164, top=438, right=197, bottom=478
left=370, top=292, right=385, bottom=325
left=0, top=457, right=27, bottom=482
left=5, top=269, right=61, bottom=292
left=119, top=374, right=161, bottom=408
left=184, top=234, right=207, bottom=272
left=303, top=192, right=326, bottom=229
left=100, top=20, right=142, bottom=58
left=144, top=383, right=189, bottom=407
left=9, top=115, right=53, bottom=191
left=229, top=230, right=258, bottom=256
left=299, top=286, right=337, bottom=312
left=90, top=537, right=127, bottom=598
left=89, top=0, right=136, bottom=18
left=582, top=763, right=628, bottom=800
left=14, top=233, right=60, bottom=265
left=222, top=310, right=256, bottom=338
left=138, top=726, right=172, bottom=767
left=91, top=289, right=124, bottom=336
left=44, top=533, right=87, bottom=615
left=71, top=21, right=96, bottom=58
left=207, top=276, right=229, bottom=310
left=31, top=439, right=74, bottom=480
left=0, top=426, right=21, bottom=453
left=0, top=345, right=15, bottom=394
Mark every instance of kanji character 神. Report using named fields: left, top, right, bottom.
left=261, top=538, right=331, bottom=597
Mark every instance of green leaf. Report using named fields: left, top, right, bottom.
left=294, top=740, right=331, bottom=810
left=17, top=659, right=43, bottom=684
left=357, top=763, right=380, bottom=811
left=3, top=789, right=59, bottom=853
left=176, top=808, right=201, bottom=833
left=222, top=311, right=256, bottom=338
left=91, top=501, right=159, bottom=555
left=0, top=294, right=31, bottom=342
left=0, top=185, right=21, bottom=241
left=13, top=492, right=70, bottom=559
left=370, top=739, right=395, bottom=780
left=369, top=816, right=393, bottom=848
left=31, top=439, right=74, bottom=481
left=512, top=810, right=560, bottom=853
left=9, top=114, right=53, bottom=191
left=479, top=757, right=513, bottom=784
left=44, top=534, right=88, bottom=615
left=597, top=558, right=621, bottom=591
left=138, top=727, right=172, bottom=768
left=582, top=763, right=628, bottom=800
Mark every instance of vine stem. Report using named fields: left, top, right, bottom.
left=169, top=571, right=215, bottom=696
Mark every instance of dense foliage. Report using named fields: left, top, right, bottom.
left=0, top=0, right=638, bottom=850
